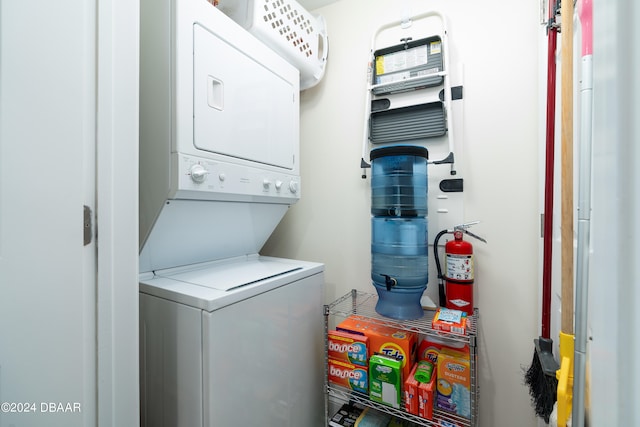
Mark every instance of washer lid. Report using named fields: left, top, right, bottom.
left=139, top=255, right=324, bottom=312
left=155, top=255, right=301, bottom=292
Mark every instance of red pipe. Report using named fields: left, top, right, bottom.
left=541, top=2, right=558, bottom=340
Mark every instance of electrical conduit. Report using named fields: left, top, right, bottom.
left=572, top=0, right=593, bottom=426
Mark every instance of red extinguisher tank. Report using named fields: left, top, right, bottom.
left=434, top=223, right=486, bottom=316
left=445, top=230, right=475, bottom=315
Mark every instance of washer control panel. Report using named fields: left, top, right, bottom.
left=174, top=153, right=300, bottom=202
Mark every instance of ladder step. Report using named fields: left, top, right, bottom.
left=369, top=102, right=446, bottom=144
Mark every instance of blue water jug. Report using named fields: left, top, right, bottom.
left=371, top=216, right=428, bottom=320
left=370, top=146, right=428, bottom=217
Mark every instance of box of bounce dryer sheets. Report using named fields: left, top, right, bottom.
left=327, top=329, right=369, bottom=366
left=328, top=358, right=368, bottom=394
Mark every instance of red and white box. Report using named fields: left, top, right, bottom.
left=404, top=363, right=420, bottom=415
left=418, top=374, right=436, bottom=419
left=431, top=308, right=468, bottom=335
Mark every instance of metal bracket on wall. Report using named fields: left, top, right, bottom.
left=439, top=178, right=464, bottom=192
left=84, top=205, right=93, bottom=246
left=439, top=85, right=463, bottom=101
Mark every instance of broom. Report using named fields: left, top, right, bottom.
left=524, top=0, right=559, bottom=422
left=556, top=0, right=576, bottom=424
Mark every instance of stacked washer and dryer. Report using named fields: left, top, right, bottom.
left=138, top=0, right=327, bottom=426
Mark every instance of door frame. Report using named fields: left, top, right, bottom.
left=96, top=0, right=140, bottom=424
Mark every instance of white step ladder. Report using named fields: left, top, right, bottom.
left=360, top=11, right=458, bottom=177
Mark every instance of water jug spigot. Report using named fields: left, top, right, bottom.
left=380, top=274, right=397, bottom=291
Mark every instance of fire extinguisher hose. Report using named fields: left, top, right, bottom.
left=433, top=229, right=450, bottom=307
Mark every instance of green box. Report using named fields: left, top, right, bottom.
left=369, top=353, right=402, bottom=408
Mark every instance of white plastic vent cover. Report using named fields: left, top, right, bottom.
left=217, top=0, right=329, bottom=90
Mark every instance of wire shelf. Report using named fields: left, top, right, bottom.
left=326, top=290, right=478, bottom=347
left=324, top=290, right=479, bottom=427
left=328, top=383, right=475, bottom=427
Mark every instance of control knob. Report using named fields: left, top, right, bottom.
left=189, top=164, right=208, bottom=183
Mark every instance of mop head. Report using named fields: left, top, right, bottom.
left=525, top=338, right=559, bottom=423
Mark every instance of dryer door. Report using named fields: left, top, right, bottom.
left=193, top=23, right=298, bottom=170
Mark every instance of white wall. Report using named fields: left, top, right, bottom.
left=263, top=0, right=541, bottom=426
left=588, top=0, right=640, bottom=425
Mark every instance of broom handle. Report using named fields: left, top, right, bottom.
left=541, top=1, right=559, bottom=340
left=561, top=0, right=574, bottom=335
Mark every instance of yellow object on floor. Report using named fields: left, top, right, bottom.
left=556, top=331, right=574, bottom=427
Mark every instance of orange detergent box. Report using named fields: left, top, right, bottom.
left=327, top=329, right=369, bottom=366
left=327, top=358, right=368, bottom=394
left=436, top=349, right=472, bottom=419
left=337, top=316, right=417, bottom=380
left=417, top=335, right=470, bottom=367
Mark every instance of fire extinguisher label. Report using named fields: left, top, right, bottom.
left=446, top=254, right=474, bottom=280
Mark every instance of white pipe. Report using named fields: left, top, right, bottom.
left=572, top=53, right=592, bottom=427
left=573, top=0, right=593, bottom=425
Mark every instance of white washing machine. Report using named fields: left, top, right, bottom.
left=139, top=255, right=324, bottom=426
left=138, top=0, right=325, bottom=425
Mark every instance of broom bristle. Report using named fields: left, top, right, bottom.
left=525, top=348, right=558, bottom=424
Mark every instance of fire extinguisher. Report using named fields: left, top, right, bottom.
left=434, top=221, right=486, bottom=315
